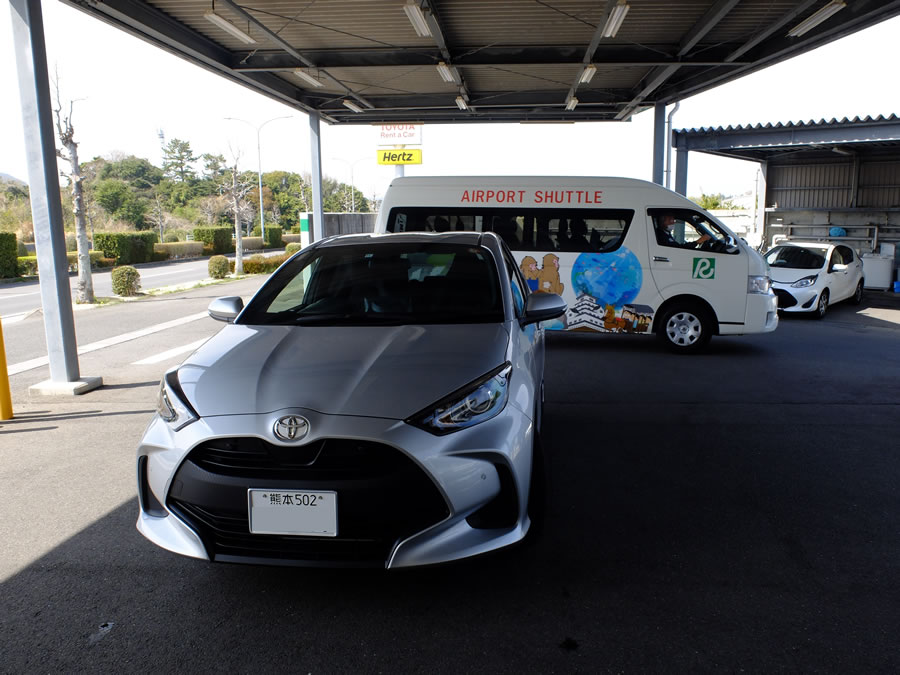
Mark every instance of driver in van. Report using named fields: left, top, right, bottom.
left=656, top=213, right=711, bottom=248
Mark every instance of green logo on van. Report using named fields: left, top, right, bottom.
left=692, top=258, right=715, bottom=279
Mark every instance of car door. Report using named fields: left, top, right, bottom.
left=502, top=246, right=542, bottom=406
left=826, top=247, right=853, bottom=302
left=646, top=208, right=748, bottom=325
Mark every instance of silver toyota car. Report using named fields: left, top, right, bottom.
left=137, top=232, right=566, bottom=568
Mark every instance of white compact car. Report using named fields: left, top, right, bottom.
left=136, top=232, right=566, bottom=568
left=765, top=241, right=864, bottom=318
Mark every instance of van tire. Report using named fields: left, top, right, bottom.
left=657, top=302, right=713, bottom=353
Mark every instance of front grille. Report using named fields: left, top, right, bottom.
left=167, top=438, right=449, bottom=566
left=773, top=289, right=797, bottom=308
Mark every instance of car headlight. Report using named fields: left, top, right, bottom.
left=748, top=275, right=772, bottom=294
left=156, top=369, right=198, bottom=431
left=791, top=274, right=818, bottom=288
left=408, top=363, right=512, bottom=435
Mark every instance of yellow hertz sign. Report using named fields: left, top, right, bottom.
left=377, top=149, right=422, bottom=165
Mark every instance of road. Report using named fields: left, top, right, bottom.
left=1, top=286, right=899, bottom=672
left=0, top=251, right=284, bottom=320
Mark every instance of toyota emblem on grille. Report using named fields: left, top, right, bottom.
left=273, top=415, right=310, bottom=442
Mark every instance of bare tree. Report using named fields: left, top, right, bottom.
left=198, top=195, right=227, bottom=225
left=219, top=153, right=254, bottom=275
left=53, top=76, right=94, bottom=303
left=146, top=192, right=168, bottom=242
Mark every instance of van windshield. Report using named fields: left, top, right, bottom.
left=387, top=207, right=634, bottom=254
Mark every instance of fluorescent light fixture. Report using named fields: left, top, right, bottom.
left=342, top=99, right=364, bottom=113
left=601, top=0, right=630, bottom=38
left=293, top=69, right=324, bottom=88
left=455, top=96, right=468, bottom=110
left=565, top=96, right=578, bottom=111
left=579, top=64, right=597, bottom=84
left=786, top=1, right=846, bottom=37
left=403, top=0, right=432, bottom=37
left=204, top=11, right=256, bottom=44
left=436, top=62, right=455, bottom=83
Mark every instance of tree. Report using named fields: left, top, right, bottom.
left=691, top=193, right=737, bottom=210
left=100, top=156, right=163, bottom=191
left=95, top=179, right=147, bottom=228
left=52, top=79, right=94, bottom=303
left=161, top=138, right=197, bottom=183
left=146, top=191, right=168, bottom=242
left=219, top=156, right=254, bottom=275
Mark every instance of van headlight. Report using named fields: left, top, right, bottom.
left=748, top=275, right=772, bottom=294
left=791, top=275, right=818, bottom=288
left=157, top=369, right=198, bottom=431
left=408, top=363, right=512, bottom=435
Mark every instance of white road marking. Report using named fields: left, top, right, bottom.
left=131, top=338, right=207, bottom=365
left=140, top=269, right=196, bottom=279
left=0, top=291, right=41, bottom=299
left=7, top=311, right=209, bottom=375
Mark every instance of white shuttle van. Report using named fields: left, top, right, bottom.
left=375, top=176, right=778, bottom=352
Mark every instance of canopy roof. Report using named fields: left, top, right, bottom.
left=63, top=0, right=900, bottom=124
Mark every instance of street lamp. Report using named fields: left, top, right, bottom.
left=225, top=115, right=292, bottom=242
left=330, top=157, right=368, bottom=213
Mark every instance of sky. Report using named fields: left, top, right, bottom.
left=2, top=2, right=899, bottom=203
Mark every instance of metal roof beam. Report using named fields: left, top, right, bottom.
left=217, top=0, right=373, bottom=109
left=615, top=0, right=741, bottom=119
left=674, top=122, right=900, bottom=153
left=418, top=0, right=475, bottom=111
left=230, top=49, right=752, bottom=71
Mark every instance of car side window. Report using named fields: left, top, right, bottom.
left=503, top=251, right=527, bottom=317
left=648, top=209, right=739, bottom=254
left=837, top=245, right=855, bottom=263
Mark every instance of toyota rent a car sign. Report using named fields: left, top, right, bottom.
left=376, top=124, right=422, bottom=146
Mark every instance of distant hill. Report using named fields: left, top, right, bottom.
left=0, top=173, right=26, bottom=186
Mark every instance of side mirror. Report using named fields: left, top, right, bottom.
left=521, top=293, right=567, bottom=326
left=832, top=263, right=848, bottom=273
left=208, top=296, right=244, bottom=323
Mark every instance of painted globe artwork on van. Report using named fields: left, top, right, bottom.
left=571, top=248, right=642, bottom=308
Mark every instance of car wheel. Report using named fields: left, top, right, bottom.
left=814, top=289, right=829, bottom=319
left=851, top=280, right=864, bottom=306
left=657, top=303, right=713, bottom=353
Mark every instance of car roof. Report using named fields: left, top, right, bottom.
left=774, top=241, right=834, bottom=250
left=316, top=231, right=486, bottom=248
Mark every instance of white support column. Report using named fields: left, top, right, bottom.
left=10, top=0, right=100, bottom=395
left=308, top=112, right=325, bottom=242
left=652, top=102, right=666, bottom=185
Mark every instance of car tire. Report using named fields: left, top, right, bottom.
left=814, top=289, right=829, bottom=319
left=657, top=302, right=713, bottom=353
left=851, top=280, right=864, bottom=306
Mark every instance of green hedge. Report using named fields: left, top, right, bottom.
left=93, top=232, right=158, bottom=264
left=154, top=242, right=204, bottom=259
left=17, top=251, right=105, bottom=276
left=285, top=243, right=302, bottom=256
left=282, top=234, right=302, bottom=244
left=192, top=227, right=232, bottom=254
left=208, top=255, right=230, bottom=279
left=229, top=253, right=290, bottom=275
left=240, top=237, right=264, bottom=250
left=264, top=226, right=283, bottom=249
left=0, top=232, right=17, bottom=278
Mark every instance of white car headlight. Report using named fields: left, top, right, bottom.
left=157, top=369, right=198, bottom=431
left=791, top=274, right=818, bottom=288
left=748, top=275, right=772, bottom=294
left=409, top=363, right=512, bottom=435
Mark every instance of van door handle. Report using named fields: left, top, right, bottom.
left=653, top=256, right=670, bottom=262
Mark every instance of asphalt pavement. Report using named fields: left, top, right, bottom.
left=1, top=287, right=899, bottom=673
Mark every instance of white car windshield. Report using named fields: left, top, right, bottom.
left=240, top=242, right=504, bottom=326
left=766, top=246, right=827, bottom=270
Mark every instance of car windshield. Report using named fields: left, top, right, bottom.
left=765, top=246, right=827, bottom=270
left=238, top=242, right=504, bottom=326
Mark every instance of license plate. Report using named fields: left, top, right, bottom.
left=248, top=489, right=337, bottom=537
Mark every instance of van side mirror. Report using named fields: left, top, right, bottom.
left=208, top=296, right=244, bottom=323
left=521, top=293, right=567, bottom=326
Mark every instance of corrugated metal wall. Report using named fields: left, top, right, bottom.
left=767, top=157, right=900, bottom=209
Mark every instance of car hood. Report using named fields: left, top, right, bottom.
left=769, top=267, right=822, bottom=284
left=178, top=323, right=511, bottom=419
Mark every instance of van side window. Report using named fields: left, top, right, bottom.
left=648, top=209, right=739, bottom=255
left=387, top=208, right=633, bottom=253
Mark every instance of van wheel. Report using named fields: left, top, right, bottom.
left=657, top=303, right=713, bottom=353
left=814, top=289, right=829, bottom=319
left=851, top=281, right=864, bottom=306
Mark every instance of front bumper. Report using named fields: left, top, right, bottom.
left=772, top=284, right=818, bottom=313
left=718, top=292, right=778, bottom=335
left=137, top=404, right=534, bottom=568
